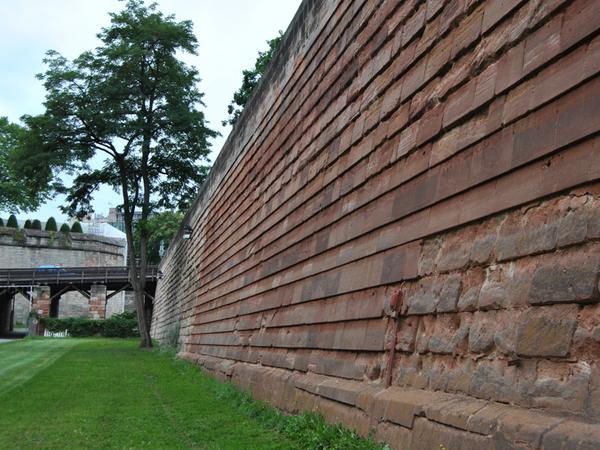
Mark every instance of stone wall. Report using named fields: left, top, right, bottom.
left=0, top=227, right=127, bottom=320
left=152, top=0, right=600, bottom=447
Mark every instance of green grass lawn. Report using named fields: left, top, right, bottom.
left=0, top=338, right=384, bottom=450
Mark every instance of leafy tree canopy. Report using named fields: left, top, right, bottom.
left=20, top=0, right=217, bottom=347
left=134, top=210, right=184, bottom=264
left=223, top=32, right=283, bottom=126
left=0, top=117, right=56, bottom=212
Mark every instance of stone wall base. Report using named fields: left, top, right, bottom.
left=180, top=352, right=600, bottom=450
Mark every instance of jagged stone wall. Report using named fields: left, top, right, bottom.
left=152, top=0, right=600, bottom=447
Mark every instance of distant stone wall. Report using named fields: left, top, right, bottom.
left=152, top=0, right=600, bottom=447
left=0, top=228, right=125, bottom=267
left=0, top=227, right=128, bottom=320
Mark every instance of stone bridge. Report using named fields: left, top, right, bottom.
left=152, top=0, right=600, bottom=447
left=0, top=266, right=158, bottom=335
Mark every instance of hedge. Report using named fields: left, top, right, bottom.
left=41, top=312, right=138, bottom=338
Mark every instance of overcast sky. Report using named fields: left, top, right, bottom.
left=0, top=0, right=301, bottom=222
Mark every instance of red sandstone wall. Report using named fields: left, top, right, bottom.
left=153, top=0, right=600, bottom=447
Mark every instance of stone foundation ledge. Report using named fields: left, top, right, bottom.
left=179, top=351, right=600, bottom=449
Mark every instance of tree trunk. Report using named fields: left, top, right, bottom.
left=133, top=281, right=152, bottom=348
left=117, top=158, right=153, bottom=348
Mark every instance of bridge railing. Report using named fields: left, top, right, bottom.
left=0, top=266, right=158, bottom=287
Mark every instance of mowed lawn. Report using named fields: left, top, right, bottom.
left=0, top=338, right=294, bottom=449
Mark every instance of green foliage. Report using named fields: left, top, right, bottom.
left=224, top=32, right=283, bottom=126
left=0, top=218, right=4, bottom=227
left=24, top=219, right=32, bottom=229
left=45, top=216, right=57, bottom=231
left=70, top=221, right=83, bottom=233
left=134, top=210, right=183, bottom=264
left=41, top=312, right=138, bottom=338
left=24, top=0, right=217, bottom=219
left=211, top=378, right=386, bottom=450
left=102, top=312, right=138, bottom=338
left=22, top=0, right=218, bottom=346
left=59, top=223, right=71, bottom=232
left=0, top=116, right=56, bottom=212
left=13, top=228, right=26, bottom=243
left=31, top=219, right=42, bottom=230
left=6, top=214, right=18, bottom=228
left=42, top=317, right=101, bottom=336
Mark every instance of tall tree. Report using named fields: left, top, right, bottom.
left=0, top=117, right=55, bottom=212
left=223, top=32, right=283, bottom=126
left=24, top=0, right=216, bottom=347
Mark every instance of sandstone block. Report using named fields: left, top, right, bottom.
left=466, top=403, right=508, bottom=435
left=423, top=396, right=489, bottom=431
left=374, top=421, right=412, bottom=450
left=529, top=256, right=599, bottom=305
left=542, top=420, right=600, bottom=450
left=410, top=417, right=492, bottom=450
left=515, top=305, right=577, bottom=357
left=494, top=407, right=564, bottom=448
left=376, top=387, right=450, bottom=428
left=436, top=275, right=462, bottom=313
left=557, top=210, right=588, bottom=247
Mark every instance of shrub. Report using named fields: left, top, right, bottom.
left=41, top=311, right=137, bottom=338
left=59, top=223, right=71, bottom=233
left=0, top=218, right=4, bottom=227
left=45, top=217, right=58, bottom=231
left=103, top=312, right=138, bottom=338
left=32, top=219, right=42, bottom=230
left=71, top=221, right=83, bottom=233
left=42, top=317, right=102, bottom=337
left=7, top=215, right=18, bottom=228
left=24, top=219, right=32, bottom=229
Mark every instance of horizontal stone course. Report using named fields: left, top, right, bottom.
left=153, top=0, right=600, bottom=447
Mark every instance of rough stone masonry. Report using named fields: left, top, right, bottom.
left=152, top=0, right=600, bottom=448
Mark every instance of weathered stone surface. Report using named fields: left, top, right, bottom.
left=151, top=0, right=600, bottom=446
left=374, top=421, right=412, bottom=450
left=418, top=238, right=441, bottom=276
left=542, top=420, right=600, bottom=450
left=515, top=305, right=578, bottom=357
left=529, top=255, right=599, bottom=305
left=557, top=210, right=588, bottom=247
left=466, top=403, right=508, bottom=435
left=494, top=408, right=564, bottom=448
left=437, top=275, right=462, bottom=313
left=468, top=311, right=496, bottom=353
left=423, top=396, right=488, bottom=431
left=406, top=277, right=439, bottom=315
left=410, top=417, right=492, bottom=450
left=375, top=387, right=449, bottom=428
